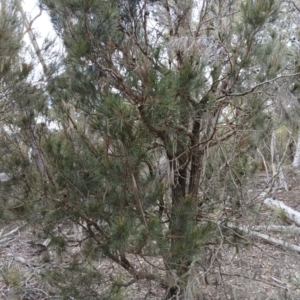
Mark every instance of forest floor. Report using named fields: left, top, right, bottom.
left=1, top=169, right=300, bottom=299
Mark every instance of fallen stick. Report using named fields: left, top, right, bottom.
left=259, top=193, right=300, bottom=226
left=226, top=223, right=300, bottom=253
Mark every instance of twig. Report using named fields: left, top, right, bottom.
left=220, top=272, right=287, bottom=290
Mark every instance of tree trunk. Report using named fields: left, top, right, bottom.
left=165, top=156, right=188, bottom=298
left=270, top=130, right=288, bottom=191
left=164, top=116, right=203, bottom=298
left=188, top=118, right=201, bottom=199
left=292, top=131, right=300, bottom=168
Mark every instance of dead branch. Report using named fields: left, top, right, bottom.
left=226, top=223, right=300, bottom=253
left=260, top=193, right=300, bottom=226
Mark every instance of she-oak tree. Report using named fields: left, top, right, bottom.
left=1, top=0, right=300, bottom=298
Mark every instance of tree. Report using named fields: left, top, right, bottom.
left=2, top=0, right=300, bottom=298
left=262, top=0, right=300, bottom=170
left=0, top=0, right=42, bottom=216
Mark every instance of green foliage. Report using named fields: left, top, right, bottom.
left=46, top=260, right=104, bottom=299
left=241, top=0, right=279, bottom=27
left=110, top=216, right=132, bottom=253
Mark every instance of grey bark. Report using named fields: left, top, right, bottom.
left=292, top=131, right=300, bottom=168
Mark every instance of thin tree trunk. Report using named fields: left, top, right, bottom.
left=188, top=118, right=201, bottom=199
left=270, top=130, right=288, bottom=191
left=26, top=125, right=47, bottom=176
left=271, top=131, right=277, bottom=176
left=16, top=3, right=48, bottom=75
left=292, top=131, right=300, bottom=168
